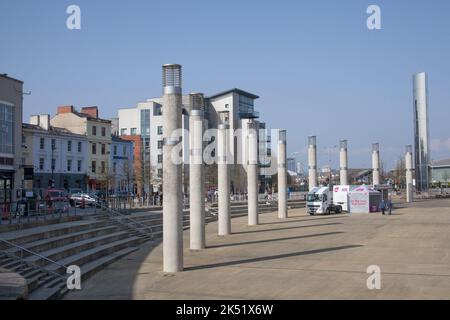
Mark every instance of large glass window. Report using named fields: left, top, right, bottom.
left=153, top=104, right=162, bottom=116
left=238, top=95, right=255, bottom=116
left=0, top=103, right=14, bottom=154
left=141, top=109, right=150, bottom=137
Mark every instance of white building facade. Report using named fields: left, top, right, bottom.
left=24, top=115, right=88, bottom=192
left=110, top=136, right=134, bottom=193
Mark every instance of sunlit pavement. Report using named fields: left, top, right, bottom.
left=65, top=199, right=450, bottom=300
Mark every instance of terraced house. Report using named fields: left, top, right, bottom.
left=22, top=114, right=88, bottom=192
left=50, top=106, right=112, bottom=191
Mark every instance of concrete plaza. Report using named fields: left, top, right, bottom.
left=66, top=199, right=450, bottom=300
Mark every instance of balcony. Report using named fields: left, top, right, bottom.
left=239, top=110, right=259, bottom=119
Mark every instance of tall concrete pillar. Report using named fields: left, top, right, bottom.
left=372, top=143, right=380, bottom=186
left=218, top=113, right=231, bottom=236
left=278, top=130, right=288, bottom=219
left=340, top=140, right=348, bottom=186
left=247, top=121, right=259, bottom=226
left=189, top=93, right=205, bottom=250
left=308, top=136, right=317, bottom=191
left=405, top=145, right=414, bottom=203
left=162, top=64, right=183, bottom=273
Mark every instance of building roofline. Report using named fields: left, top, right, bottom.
left=208, top=88, right=259, bottom=100
left=112, top=136, right=134, bottom=143
left=22, top=123, right=87, bottom=138
left=0, top=73, right=24, bottom=84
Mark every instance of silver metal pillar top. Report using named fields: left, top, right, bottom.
left=163, top=64, right=182, bottom=95
left=190, top=93, right=204, bottom=111
left=372, top=143, right=380, bottom=152
left=278, top=130, right=287, bottom=143
left=340, top=139, right=348, bottom=150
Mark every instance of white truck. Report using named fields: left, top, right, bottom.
left=306, top=186, right=343, bottom=215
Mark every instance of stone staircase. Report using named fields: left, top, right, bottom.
left=0, top=216, right=150, bottom=300
left=0, top=199, right=305, bottom=300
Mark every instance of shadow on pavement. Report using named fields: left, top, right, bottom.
left=185, top=245, right=363, bottom=271
left=207, top=232, right=344, bottom=249
left=233, top=222, right=342, bottom=235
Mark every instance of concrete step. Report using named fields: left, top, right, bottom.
left=0, top=216, right=83, bottom=234
left=24, top=231, right=132, bottom=267
left=28, top=276, right=66, bottom=300
left=78, top=247, right=138, bottom=282
left=46, top=236, right=145, bottom=274
left=27, top=272, right=57, bottom=292
left=3, top=225, right=122, bottom=258
left=0, top=219, right=109, bottom=248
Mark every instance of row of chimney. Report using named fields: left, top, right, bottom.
left=30, top=106, right=100, bottom=130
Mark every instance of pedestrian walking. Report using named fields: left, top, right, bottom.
left=387, top=199, right=393, bottom=215
left=380, top=199, right=386, bottom=215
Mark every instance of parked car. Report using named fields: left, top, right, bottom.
left=44, top=189, right=70, bottom=213
left=45, top=189, right=69, bottom=202
left=69, top=193, right=96, bottom=207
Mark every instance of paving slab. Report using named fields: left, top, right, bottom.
left=65, top=199, right=450, bottom=300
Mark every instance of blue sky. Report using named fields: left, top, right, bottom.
left=1, top=0, right=449, bottom=170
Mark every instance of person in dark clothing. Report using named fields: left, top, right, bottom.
left=380, top=200, right=386, bottom=215
left=387, top=199, right=393, bottom=215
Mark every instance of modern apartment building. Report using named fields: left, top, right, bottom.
left=50, top=106, right=112, bottom=191
left=0, top=74, right=24, bottom=211
left=117, top=88, right=271, bottom=194
left=23, top=115, right=88, bottom=192
left=118, top=97, right=190, bottom=194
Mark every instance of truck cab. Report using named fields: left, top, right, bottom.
left=307, top=186, right=342, bottom=215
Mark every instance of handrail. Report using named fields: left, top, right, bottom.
left=0, top=238, right=68, bottom=270
left=0, top=238, right=68, bottom=280
left=98, top=204, right=154, bottom=239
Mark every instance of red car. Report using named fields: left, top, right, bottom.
left=44, top=189, right=69, bottom=202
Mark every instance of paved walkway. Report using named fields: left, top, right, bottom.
left=65, top=199, right=450, bottom=300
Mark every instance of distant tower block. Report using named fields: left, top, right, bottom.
left=189, top=93, right=205, bottom=250
left=413, top=72, right=430, bottom=192
left=218, top=111, right=231, bottom=236
left=162, top=64, right=183, bottom=273
left=308, top=136, right=318, bottom=191
left=278, top=130, right=288, bottom=219
left=247, top=120, right=259, bottom=226
left=372, top=143, right=380, bottom=186
left=340, top=140, right=349, bottom=186
left=405, top=145, right=414, bottom=203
